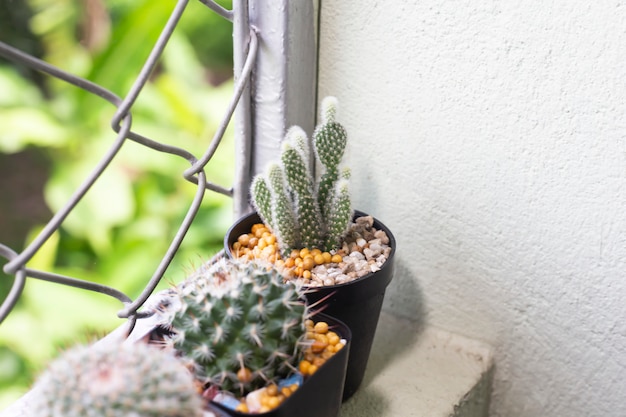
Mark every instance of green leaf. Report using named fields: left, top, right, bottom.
left=0, top=108, right=68, bottom=153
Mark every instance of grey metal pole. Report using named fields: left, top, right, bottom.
left=232, top=0, right=319, bottom=219
left=232, top=0, right=253, bottom=219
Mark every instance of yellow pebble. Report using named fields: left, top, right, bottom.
left=237, top=367, right=252, bottom=383
left=311, top=339, right=327, bottom=353
left=235, top=403, right=249, bottom=413
left=305, top=319, right=314, bottom=328
left=299, top=360, right=311, bottom=374
left=314, top=254, right=325, bottom=265
left=321, top=349, right=334, bottom=359
left=322, top=252, right=332, bottom=263
left=237, top=234, right=250, bottom=246
left=281, top=386, right=292, bottom=397
left=313, top=356, right=326, bottom=367
left=302, top=257, right=315, bottom=270
left=308, top=364, right=318, bottom=375
left=299, top=248, right=310, bottom=258
left=314, top=321, right=329, bottom=334
left=266, top=384, right=278, bottom=396
left=311, top=248, right=322, bottom=256
left=267, top=396, right=281, bottom=409
left=331, top=254, right=343, bottom=263
left=327, top=332, right=340, bottom=345
left=302, top=270, right=312, bottom=279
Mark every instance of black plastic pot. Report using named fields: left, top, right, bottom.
left=209, top=313, right=351, bottom=417
left=224, top=210, right=396, bottom=400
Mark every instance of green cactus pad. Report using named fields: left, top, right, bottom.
left=268, top=164, right=298, bottom=252
left=325, top=179, right=353, bottom=251
left=281, top=143, right=322, bottom=249
left=251, top=175, right=273, bottom=229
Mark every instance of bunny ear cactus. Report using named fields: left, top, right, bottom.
left=31, top=342, right=203, bottom=417
left=166, top=258, right=307, bottom=396
left=250, top=96, right=353, bottom=254
left=313, top=96, right=348, bottom=227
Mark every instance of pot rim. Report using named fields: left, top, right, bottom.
left=224, top=209, right=396, bottom=291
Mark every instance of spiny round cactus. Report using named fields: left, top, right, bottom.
left=31, top=342, right=203, bottom=417
left=167, top=258, right=307, bottom=396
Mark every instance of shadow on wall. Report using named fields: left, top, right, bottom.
left=366, top=258, right=425, bottom=381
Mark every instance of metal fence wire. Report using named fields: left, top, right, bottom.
left=0, top=0, right=258, bottom=331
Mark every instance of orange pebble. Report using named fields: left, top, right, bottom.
left=311, top=340, right=327, bottom=353
left=302, top=257, right=315, bottom=270
left=237, top=367, right=252, bottom=383
left=299, top=360, right=311, bottom=374
left=314, top=321, right=329, bottom=334
left=235, top=403, right=249, bottom=413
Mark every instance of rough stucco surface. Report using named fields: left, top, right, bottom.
left=318, top=1, right=626, bottom=416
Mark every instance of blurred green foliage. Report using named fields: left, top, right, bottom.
left=0, top=0, right=234, bottom=408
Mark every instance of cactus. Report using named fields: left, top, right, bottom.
left=31, top=342, right=203, bottom=417
left=250, top=96, right=353, bottom=254
left=166, top=258, right=306, bottom=396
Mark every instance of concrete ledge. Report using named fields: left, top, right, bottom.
left=2, top=312, right=494, bottom=417
left=340, top=312, right=494, bottom=417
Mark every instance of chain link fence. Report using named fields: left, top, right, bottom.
left=0, top=0, right=257, bottom=332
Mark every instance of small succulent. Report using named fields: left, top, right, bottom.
left=166, top=258, right=307, bottom=396
left=31, top=342, right=203, bottom=417
left=251, top=96, right=353, bottom=254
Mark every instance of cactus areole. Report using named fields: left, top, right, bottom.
left=166, top=259, right=307, bottom=396
left=251, top=96, right=353, bottom=255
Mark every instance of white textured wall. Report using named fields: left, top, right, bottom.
left=317, top=2, right=626, bottom=416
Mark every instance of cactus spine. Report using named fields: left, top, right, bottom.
left=31, top=342, right=203, bottom=417
left=166, top=258, right=306, bottom=396
left=250, top=96, right=353, bottom=254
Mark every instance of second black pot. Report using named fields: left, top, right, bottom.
left=224, top=210, right=396, bottom=400
left=209, top=313, right=351, bottom=417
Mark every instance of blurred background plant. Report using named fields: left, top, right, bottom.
left=0, top=0, right=234, bottom=408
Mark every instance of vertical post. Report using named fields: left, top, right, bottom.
left=232, top=0, right=319, bottom=219
left=232, top=0, right=253, bottom=219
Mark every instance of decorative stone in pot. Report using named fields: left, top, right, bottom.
left=224, top=97, right=396, bottom=399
